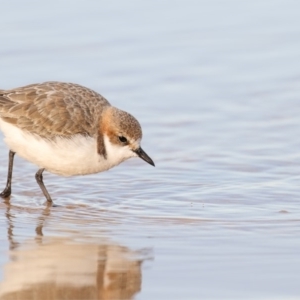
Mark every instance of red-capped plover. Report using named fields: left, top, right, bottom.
left=0, top=82, right=154, bottom=203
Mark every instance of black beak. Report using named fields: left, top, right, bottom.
left=134, top=147, right=155, bottom=167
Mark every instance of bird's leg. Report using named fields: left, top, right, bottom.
left=0, top=150, right=16, bottom=198
left=35, top=168, right=53, bottom=203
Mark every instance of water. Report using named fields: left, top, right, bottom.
left=1, top=1, right=300, bottom=299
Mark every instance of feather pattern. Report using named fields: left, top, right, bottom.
left=0, top=81, right=111, bottom=139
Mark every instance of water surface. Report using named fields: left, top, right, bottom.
left=1, top=1, right=300, bottom=299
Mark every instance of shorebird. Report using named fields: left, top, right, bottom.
left=0, top=82, right=154, bottom=203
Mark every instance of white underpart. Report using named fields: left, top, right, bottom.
left=0, top=120, right=137, bottom=176
left=103, top=135, right=137, bottom=167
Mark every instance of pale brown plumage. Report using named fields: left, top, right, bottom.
left=0, top=81, right=111, bottom=139
left=0, top=81, right=154, bottom=203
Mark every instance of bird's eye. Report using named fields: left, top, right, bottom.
left=119, top=136, right=128, bottom=143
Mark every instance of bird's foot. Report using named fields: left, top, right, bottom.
left=44, top=199, right=59, bottom=208
left=0, top=187, right=11, bottom=198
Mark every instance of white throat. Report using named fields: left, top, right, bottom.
left=103, top=135, right=137, bottom=168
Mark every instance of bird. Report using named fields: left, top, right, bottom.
left=0, top=81, right=154, bottom=203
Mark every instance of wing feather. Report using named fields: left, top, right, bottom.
left=0, top=82, right=110, bottom=139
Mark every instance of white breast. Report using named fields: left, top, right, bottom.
left=0, top=120, right=136, bottom=176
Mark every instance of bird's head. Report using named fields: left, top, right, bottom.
left=98, top=106, right=155, bottom=167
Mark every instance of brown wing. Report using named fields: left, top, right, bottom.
left=0, top=82, right=111, bottom=139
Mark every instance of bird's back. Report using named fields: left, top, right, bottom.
left=0, top=81, right=111, bottom=139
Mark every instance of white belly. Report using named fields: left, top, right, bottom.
left=0, top=120, right=127, bottom=176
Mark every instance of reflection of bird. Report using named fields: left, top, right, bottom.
left=0, top=239, right=144, bottom=300
left=0, top=82, right=154, bottom=202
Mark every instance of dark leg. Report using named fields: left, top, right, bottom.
left=35, top=168, right=53, bottom=203
left=0, top=150, right=15, bottom=198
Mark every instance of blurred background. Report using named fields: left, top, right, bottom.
left=1, top=0, right=300, bottom=299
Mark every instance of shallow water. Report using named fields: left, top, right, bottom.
left=1, top=1, right=300, bottom=299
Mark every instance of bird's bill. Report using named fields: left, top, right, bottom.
left=134, top=147, right=155, bottom=167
